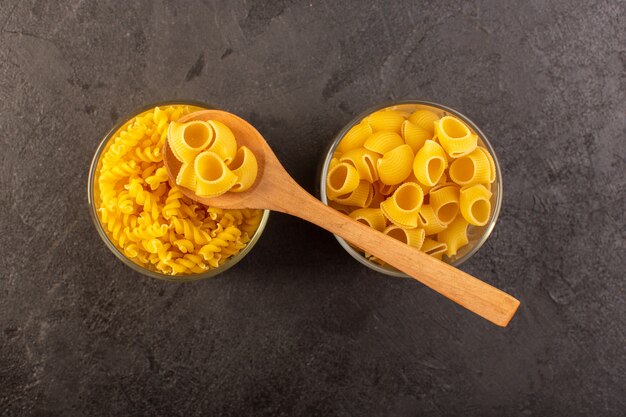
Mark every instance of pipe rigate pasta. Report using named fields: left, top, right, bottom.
left=332, top=180, right=372, bottom=208
left=429, top=184, right=460, bottom=225
left=326, top=104, right=497, bottom=265
left=365, top=110, right=405, bottom=133
left=94, top=105, right=263, bottom=276
left=168, top=120, right=214, bottom=163
left=366, top=225, right=427, bottom=266
left=364, top=131, right=404, bottom=154
left=336, top=121, right=373, bottom=153
left=476, top=146, right=496, bottom=184
left=349, top=208, right=387, bottom=232
left=383, top=225, right=425, bottom=250
left=437, top=215, right=469, bottom=257
left=228, top=146, right=258, bottom=192
left=327, top=162, right=361, bottom=200
left=176, top=161, right=197, bottom=191
left=340, top=147, right=380, bottom=183
left=459, top=184, right=492, bottom=226
left=171, top=119, right=259, bottom=197
left=194, top=151, right=238, bottom=198
left=206, top=120, right=238, bottom=164
left=377, top=144, right=414, bottom=185
left=417, top=204, right=447, bottom=235
left=434, top=116, right=477, bottom=158
left=408, top=109, right=439, bottom=134
left=420, top=238, right=447, bottom=260
left=401, top=120, right=431, bottom=153
left=449, top=148, right=491, bottom=186
left=413, top=140, right=447, bottom=187
left=380, top=182, right=424, bottom=228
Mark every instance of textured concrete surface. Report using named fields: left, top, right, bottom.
left=1, top=0, right=624, bottom=415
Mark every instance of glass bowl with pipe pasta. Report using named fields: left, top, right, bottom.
left=88, top=100, right=270, bottom=281
left=318, top=100, right=502, bottom=277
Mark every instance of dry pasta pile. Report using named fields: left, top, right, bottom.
left=326, top=106, right=496, bottom=264
left=169, top=119, right=258, bottom=196
left=95, top=105, right=263, bottom=275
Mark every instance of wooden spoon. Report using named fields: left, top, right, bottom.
left=163, top=110, right=520, bottom=327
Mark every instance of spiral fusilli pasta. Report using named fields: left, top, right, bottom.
left=95, top=105, right=264, bottom=276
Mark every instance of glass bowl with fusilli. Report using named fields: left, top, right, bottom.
left=318, top=100, right=502, bottom=277
left=88, top=100, right=270, bottom=281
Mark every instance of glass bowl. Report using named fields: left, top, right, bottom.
left=318, top=100, right=502, bottom=277
left=87, top=100, right=270, bottom=282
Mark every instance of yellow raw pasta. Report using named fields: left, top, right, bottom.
left=162, top=187, right=183, bottom=219
left=417, top=204, right=447, bottom=235
left=95, top=105, right=263, bottom=276
left=369, top=186, right=386, bottom=208
left=416, top=180, right=431, bottom=195
left=401, top=120, right=432, bottom=153
left=420, top=238, right=448, bottom=259
left=336, top=121, right=373, bottom=153
left=383, top=225, right=425, bottom=249
left=332, top=180, right=372, bottom=208
left=429, top=184, right=460, bottom=224
left=476, top=146, right=497, bottom=183
left=340, top=147, right=380, bottom=182
left=380, top=182, right=424, bottom=228
left=459, top=184, right=492, bottom=226
left=378, top=182, right=399, bottom=196
left=365, top=110, right=405, bottom=133
left=228, top=146, right=258, bottom=192
left=364, top=131, right=404, bottom=154
left=326, top=104, right=498, bottom=265
left=437, top=215, right=469, bottom=257
left=365, top=225, right=426, bottom=267
left=170, top=119, right=260, bottom=197
left=377, top=144, right=415, bottom=185
left=168, top=120, right=213, bottom=163
left=408, top=109, right=439, bottom=134
left=145, top=167, right=169, bottom=190
left=413, top=140, right=447, bottom=187
left=449, top=148, right=491, bottom=186
left=349, top=208, right=387, bottom=231
left=434, top=116, right=477, bottom=158
left=176, top=161, right=197, bottom=191
left=415, top=171, right=447, bottom=196
left=326, top=162, right=360, bottom=200
left=194, top=151, right=238, bottom=198
left=206, top=120, right=238, bottom=164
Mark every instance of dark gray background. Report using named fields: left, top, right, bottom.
left=1, top=0, right=624, bottom=416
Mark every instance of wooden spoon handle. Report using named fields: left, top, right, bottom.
left=270, top=182, right=520, bottom=327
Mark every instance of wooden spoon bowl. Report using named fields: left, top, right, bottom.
left=164, top=110, right=520, bottom=327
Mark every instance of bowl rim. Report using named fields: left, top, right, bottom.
left=319, top=99, right=503, bottom=277
left=87, top=99, right=270, bottom=282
